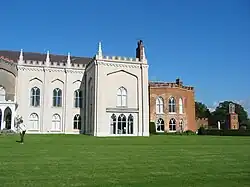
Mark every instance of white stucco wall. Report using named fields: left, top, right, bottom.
left=16, top=65, right=85, bottom=134
left=94, top=59, right=149, bottom=137
left=1, top=42, right=150, bottom=137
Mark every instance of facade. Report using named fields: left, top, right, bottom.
left=196, top=118, right=209, bottom=129
left=0, top=40, right=149, bottom=136
left=149, top=79, right=196, bottom=132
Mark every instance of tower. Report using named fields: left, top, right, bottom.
left=228, top=103, right=239, bottom=130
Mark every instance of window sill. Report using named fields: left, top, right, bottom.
left=168, top=112, right=177, bottom=115
left=156, top=131, right=165, bottom=133
left=168, top=130, right=176, bottom=133
left=156, top=113, right=165, bottom=115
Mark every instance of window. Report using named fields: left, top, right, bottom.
left=169, top=118, right=176, bottom=132
left=118, top=114, right=127, bottom=134
left=53, top=88, right=62, bottom=107
left=156, top=118, right=164, bottom=132
left=30, top=87, right=40, bottom=107
left=110, top=114, right=134, bottom=135
left=110, top=114, right=116, bottom=134
left=156, top=97, right=164, bottom=114
left=52, top=114, right=61, bottom=130
left=117, top=87, right=127, bottom=107
left=168, top=97, right=176, bottom=113
left=73, top=114, right=81, bottom=130
left=179, top=98, right=183, bottom=114
left=29, top=113, right=39, bottom=130
left=127, top=114, right=133, bottom=134
left=179, top=119, right=184, bottom=132
left=74, top=89, right=82, bottom=108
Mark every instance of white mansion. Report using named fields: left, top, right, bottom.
left=0, top=41, right=149, bottom=136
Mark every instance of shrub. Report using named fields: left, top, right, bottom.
left=149, top=122, right=156, bottom=134
left=197, top=128, right=250, bottom=136
left=198, top=126, right=206, bottom=135
left=184, top=130, right=196, bottom=135
left=0, top=128, right=16, bottom=136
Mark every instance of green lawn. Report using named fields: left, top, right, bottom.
left=0, top=135, right=249, bottom=187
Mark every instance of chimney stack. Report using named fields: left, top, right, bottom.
left=176, top=78, right=183, bottom=86
left=136, top=40, right=146, bottom=61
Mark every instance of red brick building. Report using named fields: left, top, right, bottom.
left=149, top=78, right=196, bottom=132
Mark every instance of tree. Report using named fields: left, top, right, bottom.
left=209, top=101, right=249, bottom=128
left=195, top=101, right=211, bottom=119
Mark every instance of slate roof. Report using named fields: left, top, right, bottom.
left=0, top=50, right=92, bottom=65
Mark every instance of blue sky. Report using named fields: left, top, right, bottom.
left=1, top=0, right=249, bottom=112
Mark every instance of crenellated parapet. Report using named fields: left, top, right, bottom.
left=21, top=59, right=87, bottom=69
left=100, top=55, right=139, bottom=63
left=149, top=79, right=194, bottom=91
left=94, top=41, right=147, bottom=64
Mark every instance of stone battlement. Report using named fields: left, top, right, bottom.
left=102, top=55, right=139, bottom=62
left=0, top=55, right=87, bottom=69
left=149, top=81, right=194, bottom=91
left=23, top=60, right=86, bottom=69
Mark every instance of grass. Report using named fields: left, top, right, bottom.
left=0, top=135, right=250, bottom=187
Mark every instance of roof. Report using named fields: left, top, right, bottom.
left=0, top=50, right=92, bottom=65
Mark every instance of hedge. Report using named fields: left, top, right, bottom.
left=149, top=122, right=156, bottom=134
left=198, top=127, right=250, bottom=136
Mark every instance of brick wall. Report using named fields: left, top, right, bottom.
left=149, top=79, right=196, bottom=132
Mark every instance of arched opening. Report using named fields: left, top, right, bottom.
left=168, top=97, right=176, bottom=113
left=52, top=114, right=61, bottom=131
left=74, top=90, right=83, bottom=108
left=73, top=114, right=81, bottom=130
left=29, top=113, right=39, bottom=130
left=4, top=107, right=12, bottom=129
left=179, top=119, right=184, bottom=132
left=53, top=88, right=62, bottom=107
left=179, top=98, right=183, bottom=114
left=118, top=114, right=126, bottom=134
left=169, top=118, right=176, bottom=132
left=156, top=97, right=164, bottom=114
left=156, top=118, right=164, bottom=132
left=110, top=114, right=116, bottom=134
left=128, top=114, right=134, bottom=134
left=117, top=87, right=127, bottom=107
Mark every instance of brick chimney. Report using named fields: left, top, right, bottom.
left=176, top=78, right=183, bottom=86
left=136, top=40, right=146, bottom=61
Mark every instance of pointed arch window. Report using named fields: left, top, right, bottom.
left=73, top=114, right=81, bottom=130
left=74, top=89, right=83, bottom=108
left=118, top=114, right=126, bottom=134
left=156, top=118, right=165, bottom=132
left=168, top=97, right=176, bottom=113
left=179, top=98, right=183, bottom=114
left=29, top=113, right=39, bottom=130
left=127, top=114, right=134, bottom=134
left=169, top=118, right=176, bottom=132
left=53, top=88, right=62, bottom=107
left=30, top=87, right=40, bottom=107
left=179, top=119, right=184, bottom=132
left=117, top=87, right=127, bottom=107
left=156, top=97, right=164, bottom=114
left=110, top=114, right=116, bottom=134
left=52, top=114, right=61, bottom=130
